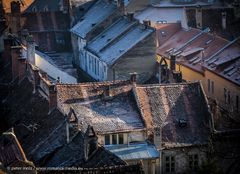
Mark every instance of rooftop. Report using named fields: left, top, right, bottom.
left=134, top=82, right=210, bottom=147
left=87, top=17, right=154, bottom=65
left=70, top=0, right=116, bottom=38
left=56, top=80, right=145, bottom=134
left=2, top=77, right=127, bottom=167
left=157, top=27, right=240, bottom=85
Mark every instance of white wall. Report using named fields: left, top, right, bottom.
left=35, top=51, right=77, bottom=83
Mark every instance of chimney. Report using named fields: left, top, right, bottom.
left=26, top=35, right=36, bottom=65
left=170, top=54, right=176, bottom=71
left=127, top=12, right=134, bottom=21
left=11, top=46, right=22, bottom=80
left=130, top=72, right=137, bottom=84
left=48, top=84, right=57, bottom=112
left=117, top=0, right=125, bottom=14
left=195, top=7, right=202, bottom=29
left=143, top=20, right=151, bottom=29
left=222, top=12, right=227, bottom=30
left=10, top=1, right=21, bottom=35
left=102, top=85, right=112, bottom=100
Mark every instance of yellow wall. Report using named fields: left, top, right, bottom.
left=157, top=55, right=240, bottom=116
left=204, top=70, right=240, bottom=115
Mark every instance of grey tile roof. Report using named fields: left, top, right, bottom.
left=134, top=82, right=211, bottom=147
left=56, top=81, right=145, bottom=134
left=70, top=0, right=116, bottom=38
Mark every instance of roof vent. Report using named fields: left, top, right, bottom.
left=178, top=119, right=187, bottom=128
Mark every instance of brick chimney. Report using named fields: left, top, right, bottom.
left=26, top=35, right=36, bottom=65
left=170, top=54, right=176, bottom=71
left=10, top=1, right=21, bottom=35
left=127, top=12, right=134, bottom=21
left=48, top=84, right=57, bottom=112
left=143, top=20, right=151, bottom=29
left=130, top=72, right=137, bottom=84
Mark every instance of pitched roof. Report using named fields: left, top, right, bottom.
left=3, top=77, right=128, bottom=167
left=70, top=0, right=116, bottom=38
left=24, top=0, right=65, bottom=13
left=134, top=82, right=210, bottom=147
left=157, top=27, right=240, bottom=85
left=87, top=17, right=154, bottom=65
left=56, top=81, right=145, bottom=134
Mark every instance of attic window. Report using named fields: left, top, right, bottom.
left=178, top=119, right=187, bottom=128
left=101, top=35, right=105, bottom=38
left=107, top=38, right=111, bottom=42
left=79, top=7, right=84, bottom=11
left=91, top=23, right=96, bottom=27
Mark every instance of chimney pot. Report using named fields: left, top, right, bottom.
left=127, top=12, right=134, bottom=21
left=143, top=20, right=151, bottom=29
left=130, top=72, right=137, bottom=84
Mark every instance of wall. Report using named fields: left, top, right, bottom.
left=110, top=31, right=156, bottom=83
left=205, top=70, right=240, bottom=117
left=71, top=33, right=80, bottom=65
left=161, top=146, right=207, bottom=174
left=35, top=50, right=77, bottom=83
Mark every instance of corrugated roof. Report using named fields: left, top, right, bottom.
left=70, top=0, right=116, bottom=38
left=106, top=143, right=159, bottom=160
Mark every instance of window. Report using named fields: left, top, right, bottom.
left=189, top=154, right=199, bottom=169
left=165, top=156, right=175, bottom=173
left=105, top=135, right=110, bottom=145
left=211, top=81, right=214, bottom=94
left=119, top=133, right=124, bottom=144
left=112, top=134, right=117, bottom=144
left=236, top=95, right=239, bottom=113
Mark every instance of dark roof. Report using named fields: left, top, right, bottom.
left=2, top=77, right=128, bottom=168
left=56, top=81, right=145, bottom=134
left=134, top=82, right=211, bottom=148
left=86, top=16, right=154, bottom=65
left=24, top=0, right=66, bottom=13
left=70, top=0, right=117, bottom=38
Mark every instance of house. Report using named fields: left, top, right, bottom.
left=21, top=0, right=71, bottom=52
left=84, top=16, right=155, bottom=82
left=0, top=57, right=144, bottom=173
left=157, top=26, right=240, bottom=127
left=56, top=79, right=160, bottom=174
left=70, top=0, right=124, bottom=66
left=134, top=82, right=211, bottom=173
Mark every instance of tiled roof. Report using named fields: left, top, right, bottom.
left=2, top=0, right=33, bottom=13
left=157, top=27, right=240, bottom=85
left=86, top=16, right=154, bottom=65
left=134, top=82, right=210, bottom=147
left=3, top=77, right=127, bottom=167
left=56, top=81, right=145, bottom=134
left=70, top=0, right=116, bottom=38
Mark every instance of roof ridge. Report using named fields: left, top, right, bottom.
left=136, top=81, right=200, bottom=88
left=56, top=80, right=131, bottom=87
